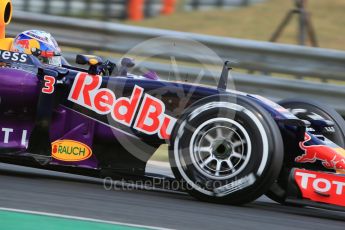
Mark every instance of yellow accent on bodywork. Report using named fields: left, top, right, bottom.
left=89, top=58, right=99, bottom=65
left=334, top=147, right=345, bottom=157
left=0, top=37, right=13, bottom=50
left=334, top=148, right=345, bottom=174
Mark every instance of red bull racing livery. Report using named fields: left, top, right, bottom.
left=1, top=1, right=345, bottom=211
left=1, top=54, right=344, bottom=210
left=297, top=133, right=345, bottom=170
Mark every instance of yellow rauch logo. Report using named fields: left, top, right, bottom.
left=52, top=140, right=92, bottom=162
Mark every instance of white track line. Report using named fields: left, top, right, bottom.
left=0, top=207, right=172, bottom=230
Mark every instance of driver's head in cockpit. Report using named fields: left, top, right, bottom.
left=11, top=30, right=62, bottom=66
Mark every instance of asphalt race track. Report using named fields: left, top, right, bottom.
left=0, top=162, right=344, bottom=230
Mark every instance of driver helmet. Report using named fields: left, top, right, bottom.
left=11, top=30, right=62, bottom=66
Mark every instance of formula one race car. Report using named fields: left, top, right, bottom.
left=1, top=1, right=345, bottom=210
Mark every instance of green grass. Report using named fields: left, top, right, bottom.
left=0, top=210, right=147, bottom=230
left=124, top=0, right=345, bottom=51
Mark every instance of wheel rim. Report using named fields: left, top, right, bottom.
left=190, top=118, right=252, bottom=180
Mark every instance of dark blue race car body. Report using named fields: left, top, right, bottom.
left=1, top=0, right=345, bottom=208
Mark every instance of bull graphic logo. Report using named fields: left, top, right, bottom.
left=15, top=39, right=40, bottom=53
left=295, top=133, right=345, bottom=170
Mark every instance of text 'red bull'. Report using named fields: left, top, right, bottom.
left=68, top=72, right=176, bottom=140
left=296, top=133, right=345, bottom=170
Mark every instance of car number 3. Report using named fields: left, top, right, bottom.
left=42, top=75, right=56, bottom=94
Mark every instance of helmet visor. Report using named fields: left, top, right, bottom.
left=39, top=55, right=62, bottom=67
left=48, top=56, right=62, bottom=66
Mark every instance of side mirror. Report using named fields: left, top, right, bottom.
left=119, top=57, right=135, bottom=76
left=121, top=58, right=135, bottom=68
left=76, top=54, right=103, bottom=75
left=76, top=54, right=103, bottom=66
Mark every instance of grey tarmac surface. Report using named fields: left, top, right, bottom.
left=0, top=162, right=344, bottom=230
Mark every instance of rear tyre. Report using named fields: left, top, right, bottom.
left=169, top=95, right=283, bottom=205
left=266, top=98, right=345, bottom=204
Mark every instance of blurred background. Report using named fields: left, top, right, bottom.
left=12, top=0, right=345, bottom=50
left=2, top=2, right=345, bottom=228
left=8, top=0, right=345, bottom=116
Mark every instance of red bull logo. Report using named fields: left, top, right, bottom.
left=14, top=39, right=40, bottom=54
left=296, top=133, right=345, bottom=170
left=17, top=39, right=30, bottom=49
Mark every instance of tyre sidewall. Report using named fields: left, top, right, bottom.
left=169, top=95, right=283, bottom=204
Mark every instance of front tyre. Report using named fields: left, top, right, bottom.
left=169, top=95, right=283, bottom=205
